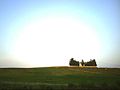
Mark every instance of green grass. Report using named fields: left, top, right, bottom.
left=0, top=67, right=120, bottom=90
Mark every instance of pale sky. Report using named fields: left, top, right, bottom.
left=0, top=0, right=120, bottom=67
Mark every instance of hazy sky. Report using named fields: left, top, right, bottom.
left=0, top=0, right=120, bottom=67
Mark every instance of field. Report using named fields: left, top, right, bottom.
left=0, top=67, right=120, bottom=90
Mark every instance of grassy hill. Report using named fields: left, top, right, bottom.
left=0, top=67, right=120, bottom=90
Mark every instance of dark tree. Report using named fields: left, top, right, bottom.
left=81, top=59, right=84, bottom=66
left=93, top=59, right=97, bottom=66
left=69, top=58, right=79, bottom=66
left=85, top=59, right=97, bottom=66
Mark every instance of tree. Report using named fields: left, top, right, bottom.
left=93, top=59, right=97, bottom=66
left=69, top=58, right=74, bottom=66
left=69, top=58, right=79, bottom=66
left=81, top=59, right=84, bottom=66
left=85, top=59, right=97, bottom=66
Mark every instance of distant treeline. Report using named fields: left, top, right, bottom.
left=69, top=58, right=97, bottom=66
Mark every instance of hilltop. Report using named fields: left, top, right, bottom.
left=0, top=67, right=120, bottom=90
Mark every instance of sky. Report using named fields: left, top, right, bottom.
left=0, top=0, right=120, bottom=67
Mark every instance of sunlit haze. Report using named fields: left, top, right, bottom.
left=0, top=0, right=119, bottom=67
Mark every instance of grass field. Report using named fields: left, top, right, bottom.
left=0, top=67, right=120, bottom=90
